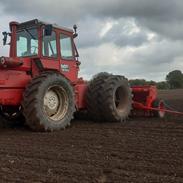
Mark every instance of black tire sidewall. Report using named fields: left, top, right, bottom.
left=98, top=75, right=132, bottom=122
left=30, top=74, right=74, bottom=130
left=112, top=79, right=131, bottom=118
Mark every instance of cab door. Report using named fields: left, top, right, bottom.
left=59, top=33, right=78, bottom=82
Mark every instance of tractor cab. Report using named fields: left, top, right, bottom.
left=2, top=19, right=79, bottom=81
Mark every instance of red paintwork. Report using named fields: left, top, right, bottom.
left=133, top=101, right=183, bottom=116
left=0, top=89, right=24, bottom=105
left=0, top=20, right=82, bottom=108
left=131, top=85, right=183, bottom=116
left=74, top=79, right=88, bottom=110
left=131, top=85, right=157, bottom=116
left=0, top=57, right=23, bottom=68
left=132, top=85, right=157, bottom=107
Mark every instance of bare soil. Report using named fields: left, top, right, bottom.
left=158, top=89, right=183, bottom=121
left=0, top=90, right=183, bottom=183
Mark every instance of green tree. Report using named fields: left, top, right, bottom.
left=156, top=81, right=169, bottom=90
left=147, top=80, right=156, bottom=85
left=166, top=70, right=183, bottom=89
left=129, top=79, right=147, bottom=86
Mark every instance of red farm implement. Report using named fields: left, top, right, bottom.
left=131, top=85, right=183, bottom=117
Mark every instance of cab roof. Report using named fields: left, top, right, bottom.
left=16, top=19, right=73, bottom=33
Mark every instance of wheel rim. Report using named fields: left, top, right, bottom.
left=114, top=86, right=129, bottom=113
left=43, top=85, right=69, bottom=121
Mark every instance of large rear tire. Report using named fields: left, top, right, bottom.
left=99, top=75, right=132, bottom=122
left=22, top=72, right=75, bottom=132
left=87, top=73, right=132, bottom=122
left=86, top=72, right=111, bottom=121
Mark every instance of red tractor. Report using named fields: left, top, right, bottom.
left=0, top=19, right=132, bottom=131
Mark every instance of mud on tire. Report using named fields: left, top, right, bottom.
left=22, top=72, right=75, bottom=132
left=86, top=72, right=111, bottom=121
left=99, top=75, right=132, bottom=122
left=87, top=73, right=132, bottom=122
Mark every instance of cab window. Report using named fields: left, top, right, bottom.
left=16, top=28, right=38, bottom=57
left=42, top=30, right=57, bottom=58
left=60, top=34, right=73, bottom=60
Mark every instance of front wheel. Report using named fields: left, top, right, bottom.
left=22, top=72, right=75, bottom=132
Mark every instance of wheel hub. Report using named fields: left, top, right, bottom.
left=44, top=90, right=59, bottom=111
left=43, top=86, right=69, bottom=121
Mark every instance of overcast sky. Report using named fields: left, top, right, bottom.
left=0, top=0, right=183, bottom=81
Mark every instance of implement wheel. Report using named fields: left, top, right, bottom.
left=152, top=99, right=165, bottom=118
left=22, top=72, right=75, bottom=132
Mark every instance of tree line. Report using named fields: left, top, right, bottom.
left=129, top=70, right=183, bottom=90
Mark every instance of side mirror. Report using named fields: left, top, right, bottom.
left=44, top=24, right=53, bottom=36
left=2, top=32, right=8, bottom=46
left=73, top=24, right=78, bottom=38
left=2, top=32, right=11, bottom=46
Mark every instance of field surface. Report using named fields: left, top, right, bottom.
left=0, top=89, right=183, bottom=183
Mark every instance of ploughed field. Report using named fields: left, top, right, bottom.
left=0, top=89, right=183, bottom=183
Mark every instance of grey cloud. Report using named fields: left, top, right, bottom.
left=104, top=20, right=149, bottom=47
left=0, top=0, right=183, bottom=81
left=138, top=19, right=183, bottom=40
left=1, top=0, right=183, bottom=39
left=79, top=39, right=183, bottom=81
left=77, top=18, right=150, bottom=48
